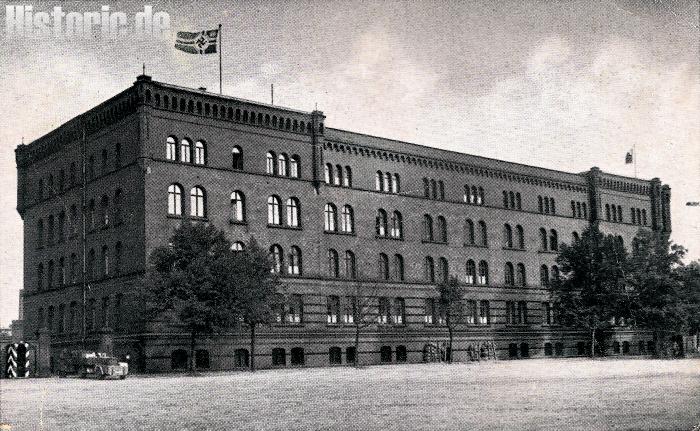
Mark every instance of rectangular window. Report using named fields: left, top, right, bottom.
left=424, top=298, right=434, bottom=324
left=377, top=297, right=390, bottom=324
left=466, top=300, right=477, bottom=324
left=326, top=296, right=340, bottom=324
left=343, top=296, right=356, bottom=324
left=479, top=300, right=490, bottom=324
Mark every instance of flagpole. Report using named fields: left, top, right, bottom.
left=218, top=23, right=222, bottom=95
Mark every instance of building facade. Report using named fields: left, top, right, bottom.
left=15, top=75, right=673, bottom=372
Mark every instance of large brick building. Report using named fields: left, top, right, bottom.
left=15, top=75, right=672, bottom=372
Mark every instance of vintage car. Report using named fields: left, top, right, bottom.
left=58, top=351, right=129, bottom=379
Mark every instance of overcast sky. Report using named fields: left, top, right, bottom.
left=0, top=0, right=698, bottom=326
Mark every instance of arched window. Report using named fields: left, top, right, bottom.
left=180, top=139, right=192, bottom=163
left=538, top=196, right=544, bottom=213
left=549, top=230, right=558, bottom=251
left=478, top=221, right=488, bottom=246
left=288, top=246, right=302, bottom=275
left=375, top=171, right=383, bottom=190
left=641, top=209, right=647, bottom=225
left=516, top=263, right=526, bottom=286
left=393, top=254, right=405, bottom=281
left=544, top=197, right=550, bottom=214
left=47, top=215, right=55, bottom=245
left=393, top=298, right=405, bottom=324
left=232, top=146, right=243, bottom=169
left=572, top=231, right=580, bottom=242
left=115, top=242, right=122, bottom=275
left=271, top=348, right=286, bottom=366
left=509, top=191, right=515, bottom=209
left=478, top=187, right=484, bottom=204
left=343, top=166, right=352, bottom=187
left=266, top=152, right=276, bottom=174
left=325, top=164, right=333, bottom=184
left=101, top=245, right=110, bottom=277
left=344, top=250, right=356, bottom=279
left=617, top=205, right=623, bottom=222
left=59, top=257, right=66, bottom=286
left=383, top=172, right=392, bottom=193
left=465, top=219, right=475, bottom=245
left=327, top=249, right=339, bottom=277
left=87, top=248, right=96, bottom=281
left=438, top=257, right=449, bottom=283
left=190, top=186, right=206, bottom=217
left=391, top=211, right=403, bottom=239
left=504, top=224, right=513, bottom=248
left=463, top=185, right=470, bottom=203
left=516, top=225, right=525, bottom=249
left=113, top=189, right=123, bottom=225
left=504, top=262, right=515, bottom=286
left=277, top=153, right=288, bottom=176
left=516, top=193, right=522, bottom=210
left=267, top=196, right=282, bottom=225
left=378, top=253, right=389, bottom=280
left=100, top=195, right=110, bottom=227
left=341, top=205, right=354, bottom=233
left=392, top=173, right=400, bottom=193
left=539, top=228, right=548, bottom=250
left=166, top=136, right=177, bottom=160
left=269, top=245, right=284, bottom=274
left=376, top=209, right=387, bottom=236
left=231, top=191, right=246, bottom=222
left=478, top=260, right=489, bottom=285
left=605, top=204, right=611, bottom=221
left=47, top=260, right=55, bottom=288
left=194, top=141, right=206, bottom=165
left=424, top=256, right=436, bottom=282
left=423, top=214, right=434, bottom=241
left=438, top=181, right=445, bottom=200
left=88, top=199, right=95, bottom=230
left=430, top=179, right=437, bottom=199
left=550, top=198, right=556, bottom=214
left=437, top=216, right=447, bottom=242
left=37, top=219, right=44, bottom=248
left=324, top=203, right=337, bottom=232
left=423, top=178, right=430, bottom=197
left=540, top=265, right=550, bottom=286
left=167, top=184, right=183, bottom=216
left=37, top=263, right=44, bottom=290
left=465, top=260, right=476, bottom=284
left=286, top=197, right=300, bottom=227
left=231, top=241, right=245, bottom=252
left=335, top=164, right=343, bottom=186
left=290, top=155, right=300, bottom=178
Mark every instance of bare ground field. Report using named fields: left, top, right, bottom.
left=1, top=358, right=699, bottom=431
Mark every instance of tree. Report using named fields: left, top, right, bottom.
left=345, top=280, right=381, bottom=368
left=233, top=238, right=284, bottom=371
left=627, top=230, right=688, bottom=356
left=436, top=276, right=466, bottom=363
left=677, top=261, right=700, bottom=349
left=551, top=223, right=629, bottom=357
left=144, top=222, right=237, bottom=372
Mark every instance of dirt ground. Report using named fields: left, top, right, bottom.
left=1, top=358, right=698, bottom=430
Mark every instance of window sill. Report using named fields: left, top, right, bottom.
left=422, top=240, right=449, bottom=245
left=166, top=214, right=184, bottom=220
left=463, top=243, right=488, bottom=248
left=502, top=247, right=526, bottom=252
left=189, top=216, right=209, bottom=222
left=375, top=235, right=404, bottom=241
left=268, top=224, right=302, bottom=230
left=324, top=230, right=356, bottom=236
left=229, top=219, right=248, bottom=226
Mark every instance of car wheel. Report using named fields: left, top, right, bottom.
left=119, top=375, right=126, bottom=380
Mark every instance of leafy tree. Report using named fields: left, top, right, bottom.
left=677, top=261, right=700, bottom=344
left=551, top=223, right=629, bottom=357
left=436, top=276, right=466, bottom=363
left=232, top=238, right=284, bottom=371
left=345, top=280, right=381, bottom=368
left=627, top=230, right=687, bottom=356
left=144, top=222, right=237, bottom=372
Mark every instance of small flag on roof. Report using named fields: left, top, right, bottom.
left=625, top=149, right=633, bottom=164
left=175, top=28, right=219, bottom=54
